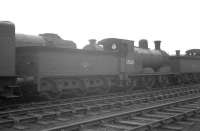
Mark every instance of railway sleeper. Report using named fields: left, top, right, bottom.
left=102, top=123, right=136, bottom=130
left=122, top=100, right=134, bottom=106
left=131, top=116, right=160, bottom=123
left=141, top=113, right=167, bottom=119
left=159, top=124, right=184, bottom=131
left=176, top=121, right=195, bottom=127
left=57, top=108, right=73, bottom=117
left=170, top=106, right=195, bottom=112
left=179, top=105, right=200, bottom=109
left=117, top=120, right=147, bottom=126
left=74, top=107, right=88, bottom=115
left=87, top=105, right=101, bottom=112
left=187, top=117, right=200, bottom=122
left=37, top=119, right=59, bottom=126
left=96, top=103, right=112, bottom=110
left=158, top=120, right=194, bottom=131
left=0, top=119, right=14, bottom=127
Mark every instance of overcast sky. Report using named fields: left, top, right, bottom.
left=1, top=0, right=200, bottom=54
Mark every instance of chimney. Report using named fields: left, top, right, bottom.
left=154, top=40, right=161, bottom=50
left=89, top=39, right=96, bottom=45
left=139, top=39, right=148, bottom=49
left=176, top=50, right=180, bottom=56
left=128, top=40, right=134, bottom=51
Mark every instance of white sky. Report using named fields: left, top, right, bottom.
left=1, top=0, right=200, bottom=54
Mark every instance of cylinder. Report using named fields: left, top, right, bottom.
left=176, top=50, right=180, bottom=56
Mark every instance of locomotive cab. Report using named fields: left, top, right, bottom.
left=185, top=49, right=200, bottom=56
left=98, top=38, right=134, bottom=56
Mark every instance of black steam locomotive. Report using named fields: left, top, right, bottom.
left=1, top=21, right=200, bottom=101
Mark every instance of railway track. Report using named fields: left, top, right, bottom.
left=0, top=85, right=196, bottom=111
left=53, top=95, right=200, bottom=131
left=0, top=85, right=200, bottom=130
left=0, top=85, right=198, bottom=114
left=0, top=89, right=147, bottom=111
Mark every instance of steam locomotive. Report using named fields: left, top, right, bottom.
left=1, top=21, right=200, bottom=101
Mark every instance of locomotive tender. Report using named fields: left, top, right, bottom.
left=1, top=21, right=200, bottom=100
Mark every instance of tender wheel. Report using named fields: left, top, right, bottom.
left=39, top=79, right=58, bottom=99
left=145, top=76, right=156, bottom=90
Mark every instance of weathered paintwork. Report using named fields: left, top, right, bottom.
left=37, top=49, right=119, bottom=77
left=170, top=56, right=200, bottom=73
left=16, top=47, right=119, bottom=79
left=0, top=21, right=15, bottom=76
